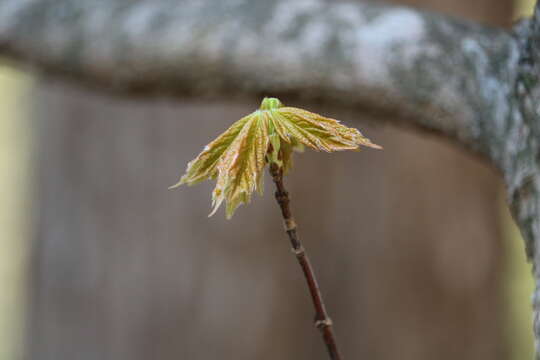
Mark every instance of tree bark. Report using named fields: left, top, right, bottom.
left=24, top=1, right=516, bottom=359
left=0, top=0, right=519, bottom=165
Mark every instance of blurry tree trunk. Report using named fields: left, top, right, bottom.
left=27, top=1, right=513, bottom=360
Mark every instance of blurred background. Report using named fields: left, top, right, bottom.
left=0, top=0, right=537, bottom=359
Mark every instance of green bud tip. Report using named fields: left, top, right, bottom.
left=259, top=97, right=283, bottom=111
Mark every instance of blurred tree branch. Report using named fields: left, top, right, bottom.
left=0, top=0, right=517, bottom=159
left=3, top=0, right=540, bottom=357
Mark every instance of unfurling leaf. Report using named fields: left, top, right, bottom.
left=171, top=97, right=381, bottom=218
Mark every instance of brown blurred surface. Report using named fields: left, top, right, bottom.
left=27, top=1, right=512, bottom=359
left=393, top=0, right=514, bottom=25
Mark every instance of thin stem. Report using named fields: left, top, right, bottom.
left=269, top=162, right=343, bottom=360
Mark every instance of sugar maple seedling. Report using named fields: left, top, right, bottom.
left=171, top=97, right=381, bottom=360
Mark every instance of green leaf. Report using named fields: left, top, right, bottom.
left=212, top=112, right=269, bottom=218
left=171, top=97, right=381, bottom=218
left=169, top=114, right=253, bottom=188
left=272, top=107, right=382, bottom=152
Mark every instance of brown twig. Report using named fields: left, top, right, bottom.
left=269, top=162, right=343, bottom=360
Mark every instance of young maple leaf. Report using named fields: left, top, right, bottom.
left=170, top=97, right=381, bottom=218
